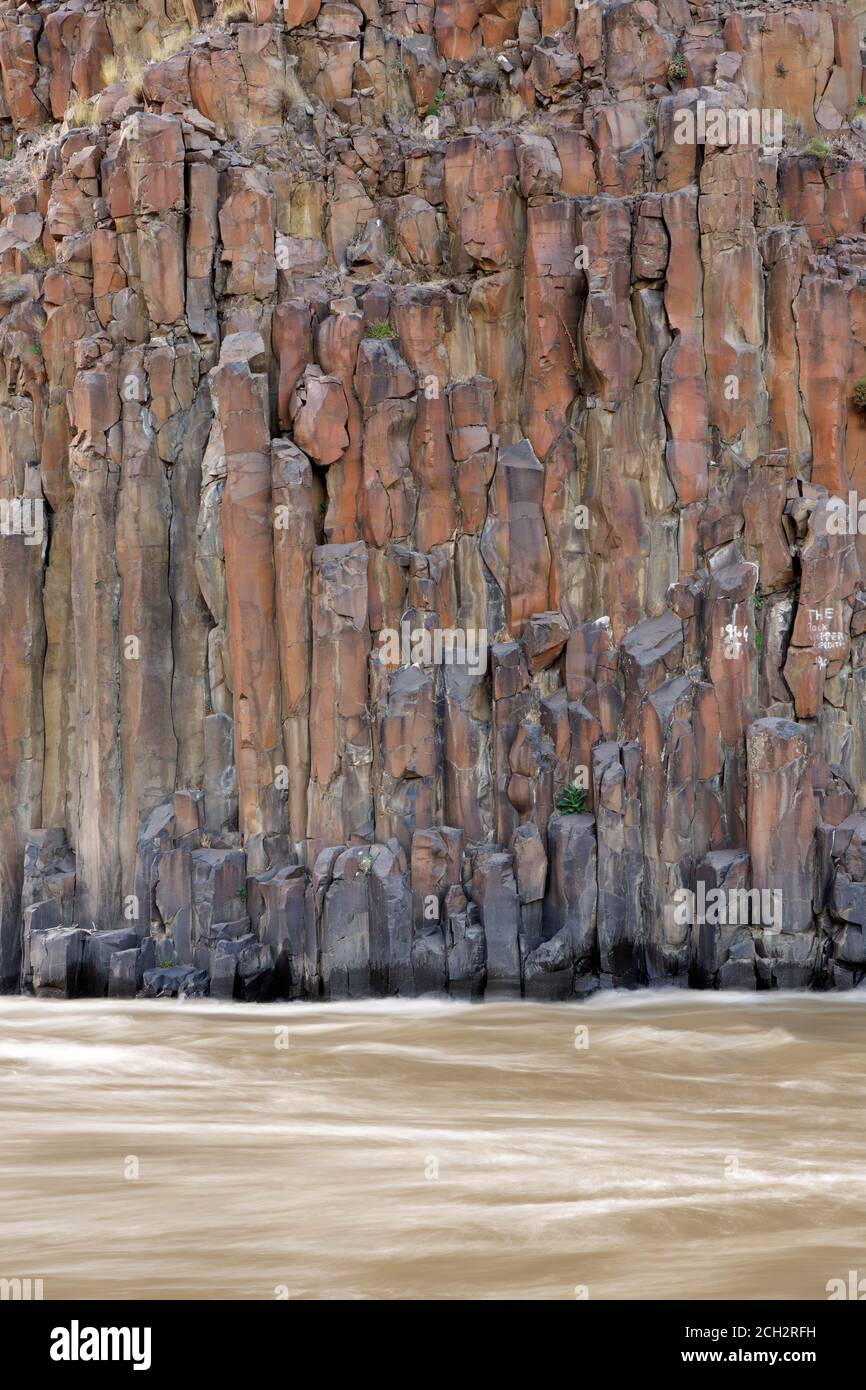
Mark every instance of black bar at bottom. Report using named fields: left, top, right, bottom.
left=2, top=1297, right=859, bottom=1374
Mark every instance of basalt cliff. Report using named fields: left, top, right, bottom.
left=3, top=0, right=866, bottom=1000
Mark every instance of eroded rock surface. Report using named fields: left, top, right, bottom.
left=3, top=0, right=866, bottom=997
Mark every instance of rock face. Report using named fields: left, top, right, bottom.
left=3, top=0, right=866, bottom=998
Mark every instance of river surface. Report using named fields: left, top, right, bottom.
left=1, top=992, right=865, bottom=1300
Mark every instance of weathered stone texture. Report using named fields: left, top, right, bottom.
left=1, top=0, right=866, bottom=997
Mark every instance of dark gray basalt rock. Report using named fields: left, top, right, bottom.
left=142, top=966, right=210, bottom=1000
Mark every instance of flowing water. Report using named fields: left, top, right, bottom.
left=1, top=992, right=865, bottom=1301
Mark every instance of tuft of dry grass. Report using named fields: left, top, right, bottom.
left=124, top=54, right=147, bottom=99
left=279, top=64, right=307, bottom=113
left=101, top=22, right=196, bottom=99
left=26, top=243, right=54, bottom=270
left=158, top=25, right=193, bottom=61
left=101, top=55, right=122, bottom=86
left=67, top=94, right=97, bottom=127
left=222, top=0, right=249, bottom=20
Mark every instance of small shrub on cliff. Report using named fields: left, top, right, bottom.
left=365, top=320, right=397, bottom=340
left=427, top=87, right=444, bottom=117
left=556, top=782, right=587, bottom=816
left=801, top=138, right=831, bottom=159
left=853, top=379, right=866, bottom=412
left=775, top=60, right=788, bottom=78
left=858, top=95, right=866, bottom=109
left=668, top=51, right=687, bottom=83
left=0, top=274, right=27, bottom=305
left=26, top=244, right=53, bottom=270
left=222, top=0, right=249, bottom=19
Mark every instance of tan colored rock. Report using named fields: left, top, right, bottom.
left=308, top=542, right=372, bottom=863
left=2, top=0, right=865, bottom=1000
left=660, top=186, right=710, bottom=528
left=211, top=358, right=286, bottom=839
left=747, top=717, right=816, bottom=933
left=272, top=439, right=316, bottom=844
left=290, top=365, right=350, bottom=466
left=481, top=438, right=550, bottom=637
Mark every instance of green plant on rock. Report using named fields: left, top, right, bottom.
left=801, top=138, right=831, bottom=158
left=426, top=87, right=444, bottom=117
left=858, top=95, right=866, bottom=109
left=668, top=50, right=687, bottom=82
left=775, top=60, right=788, bottom=78
left=365, top=319, right=396, bottom=339
left=556, top=781, right=587, bottom=815
left=752, top=590, right=763, bottom=651
left=358, top=851, right=374, bottom=879
left=853, top=378, right=866, bottom=412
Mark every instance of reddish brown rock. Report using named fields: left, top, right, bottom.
left=308, top=542, right=372, bottom=863
left=290, top=366, right=350, bottom=466
left=747, top=718, right=816, bottom=935
left=0, top=0, right=864, bottom=1000
left=211, top=354, right=286, bottom=839
left=481, top=438, right=550, bottom=637
left=272, top=439, right=316, bottom=845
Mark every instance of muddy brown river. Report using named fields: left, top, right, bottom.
left=1, top=993, right=864, bottom=1300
